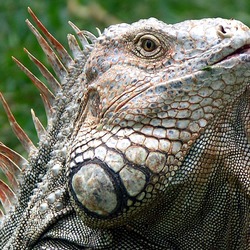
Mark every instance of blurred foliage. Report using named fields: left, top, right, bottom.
left=0, top=0, right=250, bottom=158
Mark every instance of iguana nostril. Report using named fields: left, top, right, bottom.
left=217, top=24, right=235, bottom=38
left=219, top=25, right=227, bottom=34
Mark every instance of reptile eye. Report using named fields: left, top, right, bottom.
left=134, top=34, right=163, bottom=58
left=142, top=38, right=157, bottom=52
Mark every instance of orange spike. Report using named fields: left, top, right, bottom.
left=31, top=109, right=46, bottom=140
left=67, top=34, right=82, bottom=59
left=0, top=152, right=21, bottom=176
left=68, top=21, right=93, bottom=49
left=0, top=160, right=19, bottom=192
left=26, top=19, right=67, bottom=81
left=0, top=93, right=37, bottom=155
left=0, top=143, right=27, bottom=167
left=0, top=180, right=15, bottom=213
left=24, top=48, right=61, bottom=93
left=12, top=56, right=55, bottom=106
left=28, top=7, right=73, bottom=67
left=81, top=30, right=97, bottom=43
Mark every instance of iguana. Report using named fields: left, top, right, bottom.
left=0, top=7, right=249, bottom=249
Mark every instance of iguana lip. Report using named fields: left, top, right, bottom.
left=218, top=44, right=250, bottom=63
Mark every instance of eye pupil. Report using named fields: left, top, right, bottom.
left=143, top=39, right=156, bottom=52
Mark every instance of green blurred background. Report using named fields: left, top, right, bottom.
left=0, top=0, right=250, bottom=157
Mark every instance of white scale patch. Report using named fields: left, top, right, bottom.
left=72, top=163, right=118, bottom=216
left=119, top=166, right=146, bottom=197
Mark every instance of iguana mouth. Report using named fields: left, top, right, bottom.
left=218, top=44, right=250, bottom=63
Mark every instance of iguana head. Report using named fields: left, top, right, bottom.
left=67, top=18, right=250, bottom=227
left=0, top=9, right=249, bottom=249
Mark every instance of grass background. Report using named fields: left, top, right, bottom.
left=0, top=0, right=249, bottom=159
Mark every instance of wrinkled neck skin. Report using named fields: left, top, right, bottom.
left=125, top=87, right=250, bottom=248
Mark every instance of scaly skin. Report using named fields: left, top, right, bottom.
left=0, top=11, right=250, bottom=249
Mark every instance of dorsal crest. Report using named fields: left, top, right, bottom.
left=0, top=7, right=99, bottom=219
